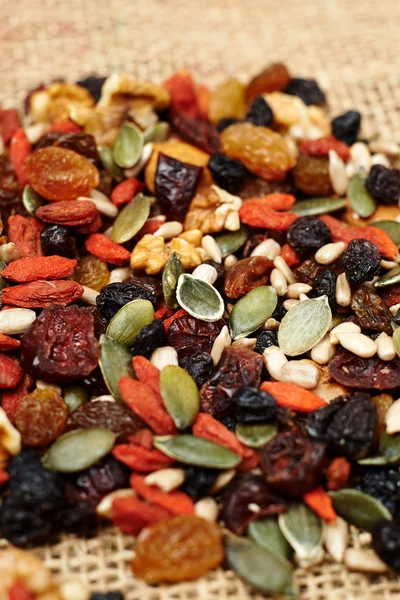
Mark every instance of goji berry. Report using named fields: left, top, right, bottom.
left=138, top=217, right=166, bottom=236
left=8, top=215, right=43, bottom=257
left=299, top=136, right=350, bottom=162
left=246, top=193, right=296, bottom=211
left=326, top=457, right=351, bottom=491
left=239, top=200, right=297, bottom=230
left=2, top=280, right=83, bottom=308
left=112, top=495, right=171, bottom=536
left=0, top=333, right=21, bottom=351
left=76, top=210, right=103, bottom=234
left=303, top=487, right=337, bottom=522
left=0, top=468, right=9, bottom=486
left=110, top=178, right=144, bottom=207
left=36, top=199, right=98, bottom=228
left=8, top=580, right=35, bottom=600
left=85, top=233, right=131, bottom=266
left=0, top=354, right=23, bottom=389
left=131, top=473, right=195, bottom=515
left=46, top=120, right=82, bottom=133
left=9, top=129, right=32, bottom=186
left=153, top=305, right=175, bottom=321
left=1, top=374, right=33, bottom=423
left=132, top=356, right=161, bottom=395
left=197, top=84, right=210, bottom=120
left=118, top=376, right=176, bottom=435
left=112, top=443, right=174, bottom=472
left=163, top=308, right=188, bottom=333
left=260, top=382, right=327, bottom=413
left=382, top=285, right=400, bottom=307
left=280, top=243, right=300, bottom=267
left=0, top=108, right=21, bottom=144
left=163, top=70, right=200, bottom=119
left=128, top=428, right=154, bottom=449
left=1, top=256, right=77, bottom=282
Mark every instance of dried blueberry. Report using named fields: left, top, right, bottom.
left=208, top=152, right=249, bottom=194
left=155, top=152, right=203, bottom=221
left=0, top=497, right=53, bottom=547
left=372, top=519, right=400, bottom=572
left=365, top=164, right=400, bottom=204
left=41, top=225, right=78, bottom=259
left=180, top=466, right=218, bottom=501
left=342, top=238, right=381, bottom=284
left=216, top=117, right=240, bottom=132
left=331, top=110, right=361, bottom=146
left=96, top=282, right=157, bottom=321
left=76, top=75, right=107, bottom=103
left=287, top=216, right=331, bottom=257
left=285, top=78, right=325, bottom=106
left=130, top=320, right=167, bottom=358
left=179, top=352, right=214, bottom=387
left=357, top=468, right=400, bottom=516
left=311, top=269, right=337, bottom=308
left=255, top=330, right=278, bottom=354
left=232, top=386, right=276, bottom=424
left=245, top=96, right=273, bottom=127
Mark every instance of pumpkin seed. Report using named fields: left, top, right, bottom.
left=248, top=518, right=292, bottom=560
left=63, top=385, right=88, bottom=413
left=358, top=455, right=390, bottom=466
left=225, top=536, right=294, bottom=596
left=392, top=327, right=400, bottom=358
left=278, top=295, right=332, bottom=356
left=153, top=435, right=241, bottom=469
left=375, top=266, right=400, bottom=288
left=160, top=365, right=199, bottom=429
left=230, top=286, right=278, bottom=340
left=214, top=226, right=249, bottom=257
left=162, top=252, right=184, bottom=309
left=113, top=123, right=144, bottom=169
left=98, top=146, right=123, bottom=180
left=176, top=274, right=224, bottom=322
left=379, top=430, right=400, bottom=463
left=293, top=197, right=346, bottom=217
left=278, top=503, right=324, bottom=567
left=22, top=185, right=43, bottom=215
left=235, top=422, right=277, bottom=448
left=106, top=299, right=154, bottom=346
left=329, top=489, right=392, bottom=531
left=371, top=220, right=400, bottom=246
left=43, top=428, right=116, bottom=473
left=347, top=172, right=377, bottom=218
left=99, top=334, right=135, bottom=402
left=143, top=122, right=170, bottom=144
left=111, top=193, right=151, bottom=243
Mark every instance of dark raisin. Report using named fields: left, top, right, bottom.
left=365, top=164, right=400, bottom=204
left=96, top=282, right=156, bottom=321
left=329, top=347, right=400, bottom=390
left=128, top=273, right=163, bottom=298
left=311, top=269, right=337, bottom=308
left=208, top=153, right=249, bottom=194
left=76, top=75, right=107, bottom=103
left=167, top=314, right=224, bottom=359
left=220, top=413, right=237, bottom=432
left=81, top=367, right=109, bottom=397
left=294, top=259, right=323, bottom=285
left=306, top=393, right=376, bottom=459
left=285, top=78, right=325, bottom=106
left=55, top=498, right=97, bottom=534
left=67, top=402, right=143, bottom=442
left=351, top=285, right=393, bottom=335
left=130, top=320, right=167, bottom=358
left=217, top=117, right=240, bottom=132
left=36, top=132, right=98, bottom=163
left=232, top=386, right=276, bottom=424
left=331, top=110, right=361, bottom=146
left=342, top=239, right=381, bottom=284
left=287, top=216, right=331, bottom=257
left=271, top=298, right=287, bottom=322
left=90, top=594, right=124, bottom=600
left=155, top=152, right=203, bottom=221
left=372, top=520, right=400, bottom=572
left=0, top=498, right=53, bottom=547
left=239, top=176, right=296, bottom=199
left=169, top=108, right=220, bottom=154
left=245, top=96, right=273, bottom=127
left=82, top=306, right=108, bottom=337
left=224, top=256, right=273, bottom=299
left=179, top=352, right=214, bottom=387
left=357, top=468, right=400, bottom=516
left=41, top=225, right=78, bottom=258
left=255, top=330, right=278, bottom=354
left=180, top=466, right=218, bottom=502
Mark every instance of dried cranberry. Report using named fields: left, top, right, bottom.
left=245, top=96, right=273, bottom=127
left=96, top=282, right=156, bottom=321
left=76, top=75, right=107, bottom=103
left=311, top=269, right=337, bottom=308
left=331, top=110, right=361, bottom=146
left=167, top=314, right=224, bottom=359
left=208, top=153, right=249, bottom=194
left=342, top=239, right=381, bottom=284
left=232, top=386, right=276, bottom=424
left=169, top=108, right=220, bottom=154
left=372, top=520, right=400, bottom=572
left=130, top=320, right=167, bottom=358
left=179, top=352, right=214, bottom=387
left=329, top=347, right=400, bottom=390
left=351, top=285, right=393, bottom=335
left=365, top=165, right=400, bottom=204
left=41, top=225, right=78, bottom=259
left=287, top=216, right=331, bottom=257
left=180, top=466, right=218, bottom=502
left=255, top=330, right=278, bottom=354
left=67, top=401, right=143, bottom=442
left=285, top=78, right=325, bottom=106
left=155, top=152, right=203, bottom=221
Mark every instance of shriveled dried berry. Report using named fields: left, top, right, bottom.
left=224, top=256, right=273, bottom=299
left=311, top=269, right=337, bottom=308
left=180, top=466, right=218, bottom=502
left=329, top=347, right=400, bottom=390
left=208, top=152, right=249, bottom=194
left=76, top=75, right=107, bottom=102
left=179, top=352, right=214, bottom=387
left=155, top=152, right=203, bottom=221
left=167, top=313, right=224, bottom=359
left=245, top=63, right=291, bottom=102
left=351, top=285, right=392, bottom=335
left=65, top=455, right=130, bottom=506
left=295, top=258, right=325, bottom=285
left=72, top=254, right=110, bottom=291
left=365, top=165, right=400, bottom=204
left=8, top=214, right=43, bottom=257
left=245, top=96, right=273, bottom=127
left=15, top=387, right=68, bottom=446
left=372, top=520, right=400, bottom=573
left=358, top=468, right=400, bottom=516
left=287, top=216, right=331, bottom=258
left=41, top=225, right=77, bottom=258
left=255, top=330, right=278, bottom=354
left=130, top=320, right=167, bottom=358
left=293, top=153, right=333, bottom=196
left=96, top=281, right=156, bottom=321
left=342, top=239, right=381, bottom=284
left=239, top=175, right=295, bottom=199
left=53, top=132, right=99, bottom=163
left=285, top=77, right=325, bottom=106
left=67, top=402, right=143, bottom=442
left=0, top=354, right=23, bottom=389
left=331, top=110, right=361, bottom=146
left=232, top=386, right=276, bottom=424
left=169, top=109, right=221, bottom=154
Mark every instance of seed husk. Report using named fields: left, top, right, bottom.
left=22, top=185, right=43, bottom=215
left=162, top=252, right=184, bottom=309
left=160, top=365, right=199, bottom=429
left=43, top=428, right=116, bottom=473
left=347, top=172, right=377, bottom=218
left=278, top=295, right=332, bottom=356
left=230, top=286, right=278, bottom=340
left=371, top=220, right=400, bottom=246
left=278, top=503, right=324, bottom=568
left=176, top=273, right=224, bottom=322
left=248, top=518, right=292, bottom=560
left=112, top=193, right=151, bottom=243
left=144, top=122, right=170, bottom=144
left=292, top=197, right=346, bottom=217
left=63, top=385, right=88, bottom=413
left=99, top=334, right=135, bottom=402
left=235, top=422, right=277, bottom=448
left=98, top=145, right=123, bottom=180
left=225, top=536, right=294, bottom=596
left=153, top=435, right=241, bottom=469
left=329, top=489, right=392, bottom=531
left=375, top=266, right=400, bottom=288
left=214, top=226, right=249, bottom=257
left=113, top=123, right=144, bottom=169
left=106, top=299, right=154, bottom=346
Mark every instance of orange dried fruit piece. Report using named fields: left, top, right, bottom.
left=1, top=256, right=77, bottom=282
left=26, top=147, right=100, bottom=201
left=221, top=122, right=295, bottom=180
left=72, top=254, right=110, bottom=291
left=15, top=387, right=68, bottom=446
left=131, top=515, right=224, bottom=583
left=245, top=63, right=291, bottom=102
left=209, top=78, right=246, bottom=124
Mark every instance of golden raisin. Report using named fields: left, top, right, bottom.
left=72, top=254, right=110, bottom=291
left=245, top=63, right=291, bottom=102
left=26, top=147, right=100, bottom=201
left=131, top=515, right=224, bottom=583
left=209, top=79, right=246, bottom=124
left=292, top=152, right=334, bottom=196
left=15, top=388, right=68, bottom=446
left=371, top=393, right=393, bottom=448
left=221, top=122, right=294, bottom=180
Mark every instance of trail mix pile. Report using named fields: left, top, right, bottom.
left=2, top=63, right=400, bottom=596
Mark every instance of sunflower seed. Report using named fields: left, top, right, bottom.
left=87, top=189, right=118, bottom=217
left=286, top=283, right=312, bottom=299
left=43, top=428, right=116, bottom=473
left=315, top=241, right=346, bottom=265
left=201, top=235, right=222, bottom=263
left=329, top=150, right=348, bottom=196
left=230, top=286, right=278, bottom=340
left=270, top=268, right=288, bottom=296
left=150, top=346, right=179, bottom=370
left=160, top=365, right=199, bottom=429
left=113, top=122, right=144, bottom=168
left=81, top=286, right=99, bottom=305
left=336, top=272, right=351, bottom=306
left=0, top=407, right=21, bottom=455
left=145, top=468, right=186, bottom=492
left=96, top=489, right=136, bottom=519
left=210, top=325, right=231, bottom=365
left=24, top=122, right=48, bottom=144
left=99, top=334, right=135, bottom=402
left=346, top=142, right=371, bottom=177
left=195, top=497, right=218, bottom=521
left=347, top=172, right=377, bottom=218
left=278, top=295, right=332, bottom=356
left=235, top=422, right=277, bottom=448
left=153, top=221, right=183, bottom=239
left=311, top=334, right=336, bottom=365
left=191, top=263, right=218, bottom=285
left=211, top=469, right=236, bottom=494
left=251, top=238, right=281, bottom=259
left=112, top=193, right=151, bottom=243
left=224, top=254, right=238, bottom=268
left=323, top=517, right=349, bottom=563
left=279, top=503, right=324, bottom=568
left=0, top=308, right=36, bottom=334
left=248, top=518, right=292, bottom=560
left=385, top=399, right=400, bottom=434
left=336, top=332, right=377, bottom=358
left=376, top=332, right=396, bottom=361
left=263, top=346, right=288, bottom=380
left=279, top=360, right=320, bottom=389
left=273, top=256, right=295, bottom=284
left=329, top=489, right=392, bottom=531
left=371, top=153, right=391, bottom=168
left=106, top=299, right=154, bottom=346
left=330, top=321, right=361, bottom=344
left=109, top=266, right=132, bottom=283
left=153, top=435, right=241, bottom=469
left=176, top=273, right=224, bottom=322
left=344, top=548, right=389, bottom=573
left=0, top=242, right=20, bottom=264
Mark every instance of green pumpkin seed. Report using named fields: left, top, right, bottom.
left=214, top=226, right=249, bottom=257
left=153, top=435, right=241, bottom=469
left=98, top=146, right=123, bottom=180
left=278, top=504, right=323, bottom=566
left=230, top=286, right=277, bottom=340
left=162, top=252, right=184, bottom=309
left=347, top=172, right=377, bottom=218
left=113, top=123, right=144, bottom=169
left=235, top=422, right=277, bottom=448
left=43, top=428, right=116, bottom=473
left=393, top=326, right=400, bottom=358
left=371, top=220, right=400, bottom=246
left=329, top=489, right=392, bottom=531
left=99, top=334, right=135, bottom=402
left=248, top=518, right=292, bottom=560
left=0, top=259, right=9, bottom=292
left=225, top=536, right=294, bottom=596
left=106, top=299, right=154, bottom=347
left=160, top=365, right=199, bottom=429
left=358, top=455, right=390, bottom=466
left=278, top=295, right=331, bottom=356
left=375, top=266, right=400, bottom=288
left=143, top=122, right=170, bottom=144
left=293, top=197, right=346, bottom=217
left=111, top=193, right=151, bottom=243
left=379, top=430, right=400, bottom=463
left=63, top=385, right=88, bottom=413
left=22, top=185, right=43, bottom=215
left=176, top=274, right=224, bottom=322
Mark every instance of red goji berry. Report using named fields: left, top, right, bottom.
left=46, top=120, right=82, bottom=133
left=8, top=580, right=35, bottom=600
left=76, top=210, right=103, bottom=234
left=0, top=109, right=21, bottom=144
left=299, top=136, right=350, bottom=162
left=1, top=256, right=77, bottom=283
left=163, top=308, right=188, bottom=333
left=2, top=280, right=83, bottom=308
left=382, top=285, right=400, bottom=307
left=326, top=457, right=351, bottom=491
left=0, top=354, right=23, bottom=389
left=239, top=200, right=297, bottom=230
left=0, top=333, right=21, bottom=351
left=260, top=382, right=327, bottom=413
left=85, top=233, right=131, bottom=266
left=8, top=215, right=43, bottom=257
left=131, top=474, right=195, bottom=515
left=132, top=356, right=161, bottom=395
left=112, top=495, right=171, bottom=536
left=128, top=428, right=154, bottom=449
left=138, top=217, right=166, bottom=236
left=9, top=129, right=32, bottom=186
left=0, top=468, right=9, bottom=487
left=112, top=443, right=174, bottom=472
left=110, top=178, right=144, bottom=207
left=36, top=200, right=98, bottom=228
left=245, top=193, right=296, bottom=211
left=280, top=243, right=300, bottom=267
left=153, top=305, right=175, bottom=321
left=1, top=374, right=33, bottom=423
left=163, top=70, right=200, bottom=119
left=303, top=487, right=337, bottom=522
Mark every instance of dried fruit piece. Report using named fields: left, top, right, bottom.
left=163, top=70, right=200, bottom=118
left=0, top=333, right=21, bottom=351
left=372, top=520, right=400, bottom=573
left=130, top=473, right=194, bottom=515
left=0, top=108, right=21, bottom=144
left=72, top=254, right=109, bottom=291
left=67, top=402, right=142, bottom=442
left=224, top=256, right=273, bottom=299
left=287, top=216, right=331, bottom=257
left=209, top=79, right=246, bottom=124
left=2, top=280, right=84, bottom=308
left=329, top=347, right=400, bottom=390
left=246, top=63, right=291, bottom=102
left=332, top=110, right=361, bottom=145
left=85, top=233, right=131, bottom=265
left=155, top=153, right=203, bottom=221
left=112, top=494, right=171, bottom=535
left=260, top=382, right=326, bottom=413
left=36, top=199, right=98, bottom=227
left=1, top=374, right=32, bottom=423
left=326, top=457, right=351, bottom=491
left=0, top=354, right=23, bottom=389
left=10, top=129, right=32, bottom=186
left=239, top=199, right=297, bottom=230
left=351, top=285, right=392, bottom=335
left=285, top=78, right=325, bottom=105
left=343, top=239, right=381, bottom=285
left=169, top=109, right=220, bottom=154
left=113, top=432, right=175, bottom=473
left=366, top=165, right=400, bottom=204
left=299, top=137, right=350, bottom=162
left=1, top=255, right=77, bottom=282
left=111, top=177, right=144, bottom=207
left=8, top=215, right=43, bottom=257
left=293, top=154, right=333, bottom=196
left=15, top=388, right=68, bottom=446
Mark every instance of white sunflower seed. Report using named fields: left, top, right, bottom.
left=336, top=332, right=377, bottom=358
left=315, top=241, right=346, bottom=265
left=191, top=263, right=218, bottom=285
left=211, top=469, right=236, bottom=494
left=323, top=517, right=349, bottom=563
left=329, top=150, right=348, bottom=196
left=251, top=239, right=281, bottom=260
left=210, top=325, right=231, bottom=365
left=145, top=468, right=186, bottom=492
left=224, top=254, right=238, bottom=268
left=346, top=142, right=371, bottom=177
left=311, top=334, right=336, bottom=364
left=380, top=259, right=398, bottom=270
left=385, top=398, right=400, bottom=434
left=201, top=235, right=222, bottom=264
left=270, top=268, right=288, bottom=296
left=262, top=317, right=280, bottom=331
left=273, top=256, right=295, bottom=284
left=376, top=332, right=396, bottom=361
left=0, top=308, right=36, bottom=334
left=0, top=407, right=21, bottom=456
left=195, top=497, right=218, bottom=521
left=0, top=242, right=20, bottom=263
left=154, top=221, right=183, bottom=239
left=24, top=122, right=48, bottom=144
left=263, top=346, right=288, bottom=380
left=330, top=322, right=361, bottom=344
left=286, top=283, right=312, bottom=299
left=390, top=303, right=400, bottom=315
left=248, top=503, right=261, bottom=513
left=224, top=210, right=241, bottom=231
left=88, top=189, right=118, bottom=218
left=81, top=286, right=99, bottom=306
left=336, top=272, right=351, bottom=307
left=150, top=346, right=179, bottom=370
left=369, top=140, right=400, bottom=156
left=96, top=489, right=136, bottom=519
left=279, top=360, right=320, bottom=389
left=371, top=153, right=390, bottom=168
left=59, top=578, right=91, bottom=600
left=231, top=337, right=257, bottom=349
left=91, top=395, right=116, bottom=403
left=109, top=266, right=132, bottom=283
left=344, top=548, right=389, bottom=573
left=283, top=298, right=300, bottom=311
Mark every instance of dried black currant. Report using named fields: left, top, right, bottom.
left=208, top=152, right=249, bottom=194
left=287, top=216, right=331, bottom=257
left=255, top=330, right=278, bottom=354
left=179, top=352, right=214, bottom=387
left=217, top=117, right=240, bottom=132
left=245, top=96, right=273, bottom=127
left=285, top=78, right=325, bottom=106
left=357, top=468, right=400, bottom=516
left=155, top=152, right=203, bottom=221
left=0, top=497, right=53, bottom=547
left=311, top=269, right=337, bottom=307
left=96, top=282, right=157, bottom=321
left=331, top=110, right=361, bottom=145
left=180, top=466, right=218, bottom=501
left=372, top=519, right=400, bottom=572
left=130, top=320, right=167, bottom=358
left=220, top=413, right=237, bottom=432
left=76, top=75, right=107, bottom=103
left=365, top=164, right=400, bottom=204
left=342, top=238, right=381, bottom=284
left=41, top=225, right=78, bottom=259
left=232, top=386, right=276, bottom=424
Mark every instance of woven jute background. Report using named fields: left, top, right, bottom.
left=2, top=0, right=400, bottom=597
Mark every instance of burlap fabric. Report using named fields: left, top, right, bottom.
left=2, top=0, right=400, bottom=597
